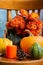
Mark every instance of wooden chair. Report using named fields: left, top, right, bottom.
left=0, top=0, right=43, bottom=37
left=0, top=0, right=43, bottom=20
left=0, top=0, right=43, bottom=36
left=0, top=0, right=43, bottom=65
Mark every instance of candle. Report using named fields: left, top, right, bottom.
left=6, top=45, right=17, bottom=59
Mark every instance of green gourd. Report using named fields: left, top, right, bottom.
left=30, top=42, right=43, bottom=59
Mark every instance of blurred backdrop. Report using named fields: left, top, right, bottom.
left=0, top=9, right=43, bottom=37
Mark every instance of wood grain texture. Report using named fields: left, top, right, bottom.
left=0, top=0, right=43, bottom=10
left=0, top=57, right=43, bottom=65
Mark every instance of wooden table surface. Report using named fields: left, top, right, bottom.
left=0, top=56, right=43, bottom=65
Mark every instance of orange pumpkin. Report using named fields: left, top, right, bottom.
left=20, top=36, right=43, bottom=53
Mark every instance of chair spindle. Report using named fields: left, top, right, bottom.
left=7, top=9, right=12, bottom=21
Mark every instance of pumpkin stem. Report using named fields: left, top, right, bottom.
left=25, top=29, right=34, bottom=36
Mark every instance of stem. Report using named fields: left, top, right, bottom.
left=25, top=29, right=34, bottom=36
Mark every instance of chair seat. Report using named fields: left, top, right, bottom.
left=0, top=57, right=43, bottom=65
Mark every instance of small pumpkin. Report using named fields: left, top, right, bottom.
left=30, top=42, right=43, bottom=59
left=0, top=38, right=13, bottom=53
left=20, top=36, right=43, bottom=53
